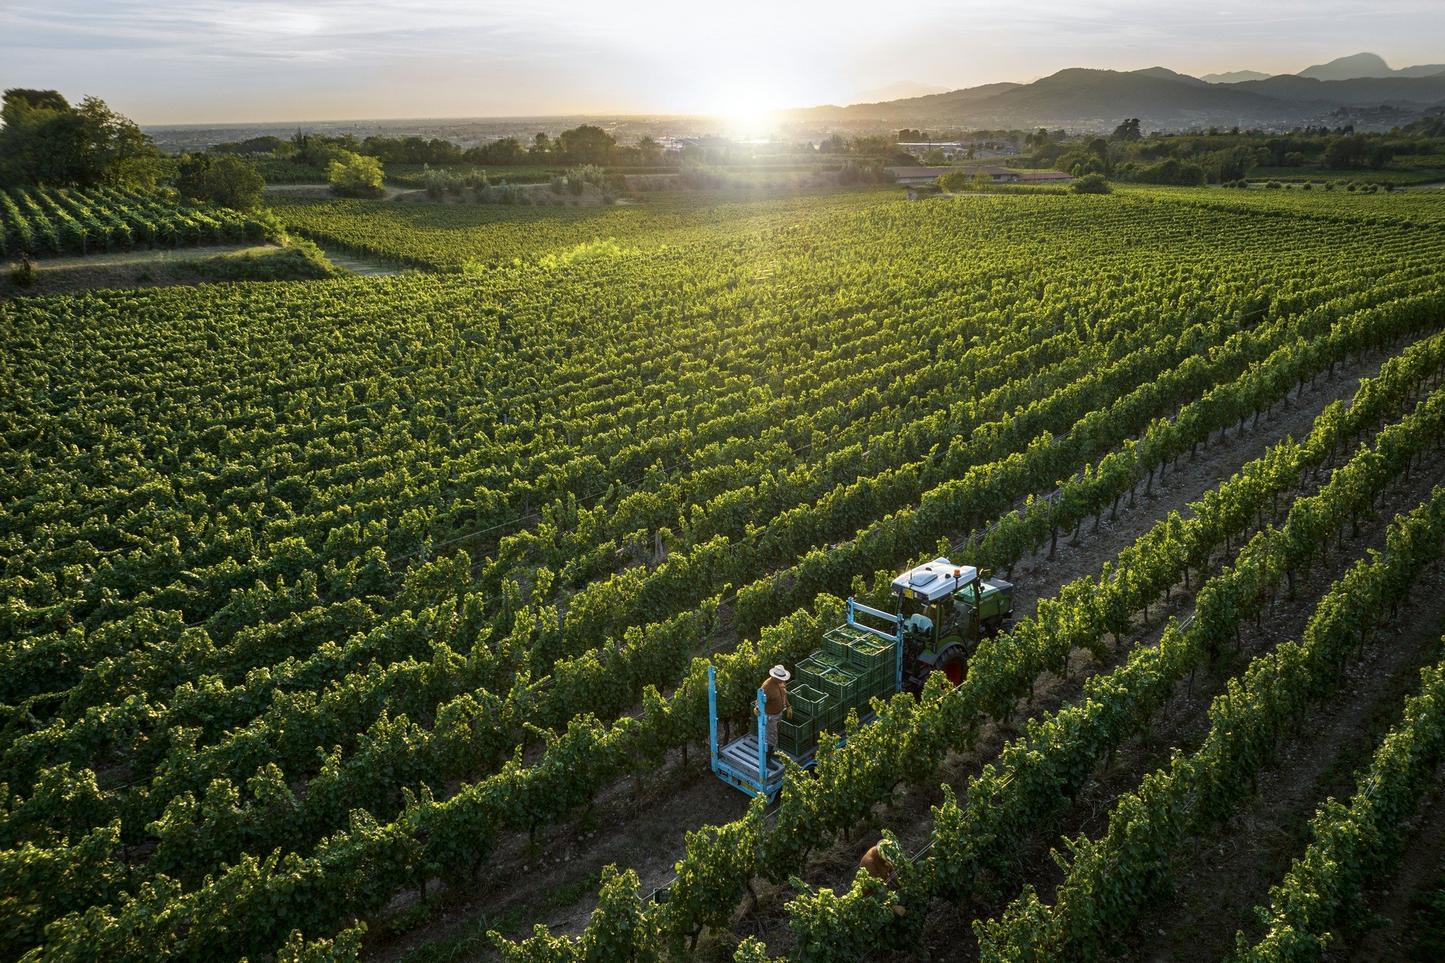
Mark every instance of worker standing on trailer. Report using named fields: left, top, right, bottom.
left=860, top=838, right=908, bottom=917
left=755, top=665, right=791, bottom=763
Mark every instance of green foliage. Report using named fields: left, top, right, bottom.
left=980, top=468, right=1445, bottom=961
left=190, top=241, right=340, bottom=282
left=0, top=89, right=160, bottom=190
left=936, top=169, right=994, bottom=193
left=176, top=154, right=266, bottom=212
left=557, top=126, right=616, bottom=166
left=10, top=253, right=36, bottom=287
left=1233, top=656, right=1445, bottom=961
left=1111, top=118, right=1143, bottom=142
left=492, top=866, right=656, bottom=963
left=7, top=186, right=1445, bottom=961
left=1117, top=156, right=1206, bottom=186
left=0, top=184, right=273, bottom=256
left=1072, top=172, right=1110, bottom=194
left=275, top=924, right=367, bottom=962
left=327, top=151, right=386, bottom=198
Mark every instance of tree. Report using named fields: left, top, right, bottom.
left=213, top=135, right=288, bottom=156
left=1072, top=173, right=1110, bottom=194
left=528, top=133, right=555, bottom=163
left=327, top=151, right=385, bottom=198
left=557, top=125, right=616, bottom=166
left=923, top=149, right=948, bottom=165
left=1323, top=135, right=1369, bottom=169
left=1111, top=118, right=1142, bottom=142
left=937, top=169, right=970, bottom=192
left=465, top=137, right=525, bottom=166
left=0, top=89, right=159, bottom=189
left=635, top=135, right=664, bottom=165
left=175, top=153, right=214, bottom=201
left=198, top=157, right=265, bottom=211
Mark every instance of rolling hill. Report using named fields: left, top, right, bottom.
left=793, top=55, right=1445, bottom=129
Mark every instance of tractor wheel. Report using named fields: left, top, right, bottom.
left=935, top=646, right=967, bottom=686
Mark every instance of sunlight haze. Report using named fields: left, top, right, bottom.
left=4, top=1, right=1444, bottom=122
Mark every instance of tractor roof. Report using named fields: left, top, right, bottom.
left=891, top=558, right=978, bottom=602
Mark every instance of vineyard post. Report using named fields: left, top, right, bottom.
left=708, top=665, right=719, bottom=773
left=755, top=688, right=768, bottom=786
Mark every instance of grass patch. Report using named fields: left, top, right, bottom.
left=3, top=239, right=344, bottom=300
left=190, top=238, right=339, bottom=282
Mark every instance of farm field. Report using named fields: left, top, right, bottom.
left=4, top=184, right=1445, bottom=963
left=2, top=187, right=274, bottom=257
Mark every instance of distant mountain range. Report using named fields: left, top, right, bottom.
left=799, top=53, right=1445, bottom=131
left=1200, top=70, right=1274, bottom=84
left=1297, top=52, right=1445, bottom=81
left=847, top=81, right=949, bottom=105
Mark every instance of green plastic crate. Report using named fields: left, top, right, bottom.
left=823, top=624, right=871, bottom=661
left=814, top=663, right=859, bottom=704
left=815, top=702, right=846, bottom=737
left=846, top=635, right=895, bottom=672
left=821, top=635, right=850, bottom=663
left=795, top=657, right=831, bottom=695
left=778, top=718, right=814, bottom=756
left=827, top=623, right=872, bottom=645
left=787, top=683, right=827, bottom=722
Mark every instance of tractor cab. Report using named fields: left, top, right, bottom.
left=892, top=557, right=1014, bottom=687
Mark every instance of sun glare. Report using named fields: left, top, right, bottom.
left=712, top=90, right=783, bottom=136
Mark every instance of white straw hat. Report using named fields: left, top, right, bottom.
left=769, top=665, right=791, bottom=682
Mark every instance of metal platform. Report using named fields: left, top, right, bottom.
left=714, top=732, right=806, bottom=796
left=708, top=598, right=905, bottom=800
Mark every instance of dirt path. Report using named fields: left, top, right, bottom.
left=1097, top=450, right=1445, bottom=963
left=1341, top=766, right=1445, bottom=961
left=365, top=344, right=1417, bottom=963
left=16, top=244, right=272, bottom=269
left=1, top=243, right=325, bottom=299
left=309, top=243, right=407, bottom=277
left=264, top=183, right=417, bottom=201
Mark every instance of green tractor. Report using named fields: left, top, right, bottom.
left=891, top=557, right=1014, bottom=688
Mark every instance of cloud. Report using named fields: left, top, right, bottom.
left=3, top=0, right=1443, bottom=121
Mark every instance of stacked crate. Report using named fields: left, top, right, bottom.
left=783, top=683, right=827, bottom=755
left=795, top=657, right=832, bottom=701
left=783, top=626, right=899, bottom=750
left=777, top=717, right=813, bottom=756
left=847, top=635, right=897, bottom=701
left=813, top=661, right=859, bottom=710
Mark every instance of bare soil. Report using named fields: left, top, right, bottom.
left=1097, top=458, right=1445, bottom=963
left=2, top=244, right=281, bottom=299
left=362, top=343, right=1429, bottom=963
left=1341, top=770, right=1445, bottom=962
left=264, top=183, right=417, bottom=200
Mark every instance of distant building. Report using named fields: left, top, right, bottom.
left=885, top=166, right=1073, bottom=186
left=982, top=167, right=1021, bottom=182
left=888, top=166, right=955, bottom=184
left=896, top=141, right=966, bottom=160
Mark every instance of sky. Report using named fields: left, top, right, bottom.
left=3, top=0, right=1444, bottom=124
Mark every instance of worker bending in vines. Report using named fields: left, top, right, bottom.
left=755, top=664, right=791, bottom=764
left=860, top=838, right=908, bottom=918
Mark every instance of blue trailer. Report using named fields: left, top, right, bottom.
left=708, top=597, right=905, bottom=800
left=707, top=557, right=1015, bottom=799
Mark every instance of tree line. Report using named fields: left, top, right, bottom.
left=218, top=124, right=660, bottom=169
left=1031, top=117, right=1445, bottom=185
